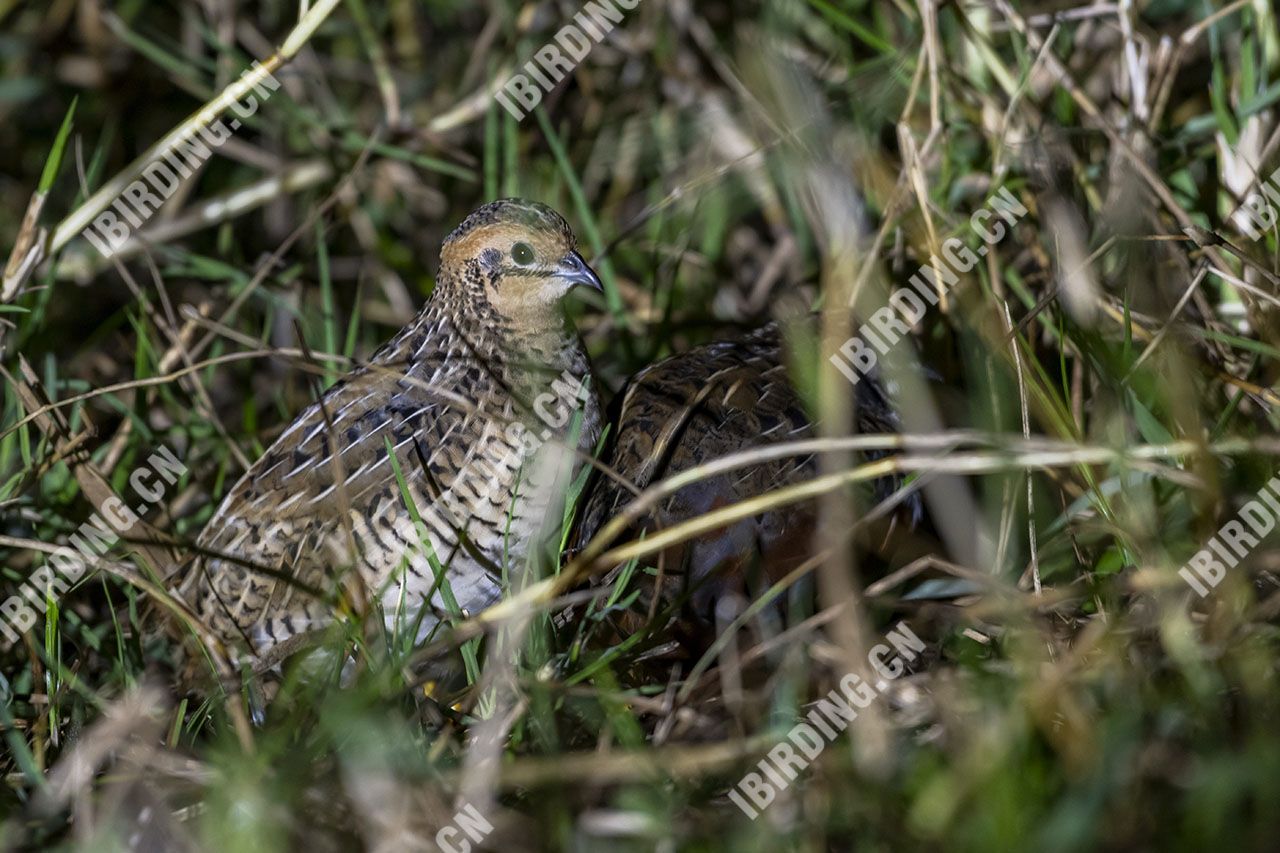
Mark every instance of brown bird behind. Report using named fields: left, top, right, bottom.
left=576, top=321, right=917, bottom=630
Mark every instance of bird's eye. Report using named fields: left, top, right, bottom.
left=512, top=242, right=535, bottom=265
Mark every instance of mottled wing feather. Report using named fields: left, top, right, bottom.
left=578, top=323, right=913, bottom=620
left=187, top=352, right=509, bottom=651
left=578, top=326, right=815, bottom=608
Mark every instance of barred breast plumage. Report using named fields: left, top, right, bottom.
left=177, top=199, right=603, bottom=660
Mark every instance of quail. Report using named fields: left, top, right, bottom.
left=575, top=321, right=916, bottom=628
left=177, top=199, right=604, bottom=661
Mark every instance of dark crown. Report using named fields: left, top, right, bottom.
left=444, top=198, right=575, bottom=248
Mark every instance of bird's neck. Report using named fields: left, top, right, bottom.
left=407, top=265, right=588, bottom=380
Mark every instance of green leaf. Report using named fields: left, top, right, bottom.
left=805, top=0, right=894, bottom=55
left=1094, top=546, right=1127, bottom=576
left=1240, top=79, right=1280, bottom=119
left=37, top=96, right=77, bottom=194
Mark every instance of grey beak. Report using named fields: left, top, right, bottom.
left=558, top=250, right=604, bottom=292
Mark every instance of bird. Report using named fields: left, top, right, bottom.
left=175, top=199, right=604, bottom=665
left=574, top=320, right=918, bottom=633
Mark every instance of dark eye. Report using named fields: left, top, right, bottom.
left=512, top=242, right=535, bottom=265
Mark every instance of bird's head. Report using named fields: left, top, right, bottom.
left=439, top=199, right=603, bottom=323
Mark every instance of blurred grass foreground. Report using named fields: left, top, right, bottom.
left=4, top=0, right=1280, bottom=850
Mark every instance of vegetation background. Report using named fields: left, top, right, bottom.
left=2, top=0, right=1280, bottom=849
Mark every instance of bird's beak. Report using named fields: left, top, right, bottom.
left=557, top=250, right=604, bottom=292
